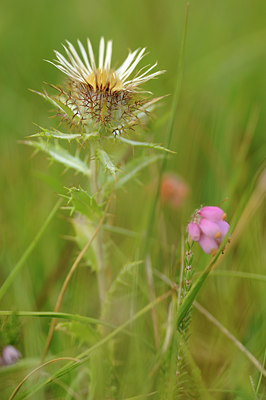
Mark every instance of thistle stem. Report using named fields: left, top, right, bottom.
left=90, top=144, right=106, bottom=310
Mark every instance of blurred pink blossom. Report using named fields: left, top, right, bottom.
left=0, top=345, right=21, bottom=366
left=160, top=173, right=190, bottom=209
left=187, top=206, right=230, bottom=255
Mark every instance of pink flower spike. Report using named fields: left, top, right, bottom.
left=199, top=218, right=221, bottom=239
left=216, top=220, right=230, bottom=241
left=187, top=222, right=200, bottom=241
left=199, top=206, right=226, bottom=222
left=198, top=234, right=219, bottom=255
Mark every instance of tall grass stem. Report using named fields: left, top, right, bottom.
left=141, top=3, right=190, bottom=259
left=0, top=199, right=62, bottom=303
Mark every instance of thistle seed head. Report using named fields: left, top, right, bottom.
left=47, top=38, right=165, bottom=135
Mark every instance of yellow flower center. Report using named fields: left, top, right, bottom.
left=86, top=69, right=124, bottom=93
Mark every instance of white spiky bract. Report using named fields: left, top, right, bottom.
left=47, top=37, right=164, bottom=135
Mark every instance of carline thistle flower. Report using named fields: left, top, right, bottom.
left=187, top=206, right=230, bottom=255
left=47, top=37, right=165, bottom=135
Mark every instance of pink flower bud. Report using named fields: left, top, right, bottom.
left=198, top=206, right=226, bottom=222
left=199, top=218, right=221, bottom=239
left=187, top=222, right=200, bottom=241
left=2, top=346, right=21, bottom=366
left=198, top=234, right=219, bottom=255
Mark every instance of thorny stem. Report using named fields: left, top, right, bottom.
left=90, top=143, right=106, bottom=310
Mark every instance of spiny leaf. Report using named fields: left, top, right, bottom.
left=66, top=186, right=102, bottom=219
left=97, top=148, right=118, bottom=176
left=29, top=127, right=98, bottom=141
left=24, top=140, right=91, bottom=176
left=114, top=136, right=175, bottom=154
left=30, top=89, right=80, bottom=122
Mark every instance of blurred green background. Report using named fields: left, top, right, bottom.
left=0, top=0, right=265, bottom=398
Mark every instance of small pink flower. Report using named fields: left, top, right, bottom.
left=198, top=235, right=219, bottom=255
left=199, top=218, right=222, bottom=239
left=187, top=222, right=200, bottom=241
left=1, top=345, right=21, bottom=366
left=187, top=206, right=230, bottom=255
left=198, top=206, right=226, bottom=222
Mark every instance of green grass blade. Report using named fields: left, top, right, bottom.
left=15, top=291, right=171, bottom=399
left=209, top=270, right=266, bottom=282
left=140, top=3, right=190, bottom=258
left=0, top=200, right=62, bottom=302
left=0, top=311, right=114, bottom=329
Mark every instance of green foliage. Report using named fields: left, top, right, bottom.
left=0, top=314, right=21, bottom=348
left=102, top=261, right=142, bottom=320
left=30, top=89, right=81, bottom=123
left=24, top=140, right=91, bottom=176
left=116, top=136, right=175, bottom=153
left=97, top=148, right=118, bottom=177
left=65, top=186, right=102, bottom=219
left=29, top=127, right=98, bottom=141
left=71, top=214, right=98, bottom=270
left=111, top=154, right=163, bottom=190
left=55, top=321, right=99, bottom=346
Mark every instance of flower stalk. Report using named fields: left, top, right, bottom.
left=90, top=143, right=106, bottom=309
